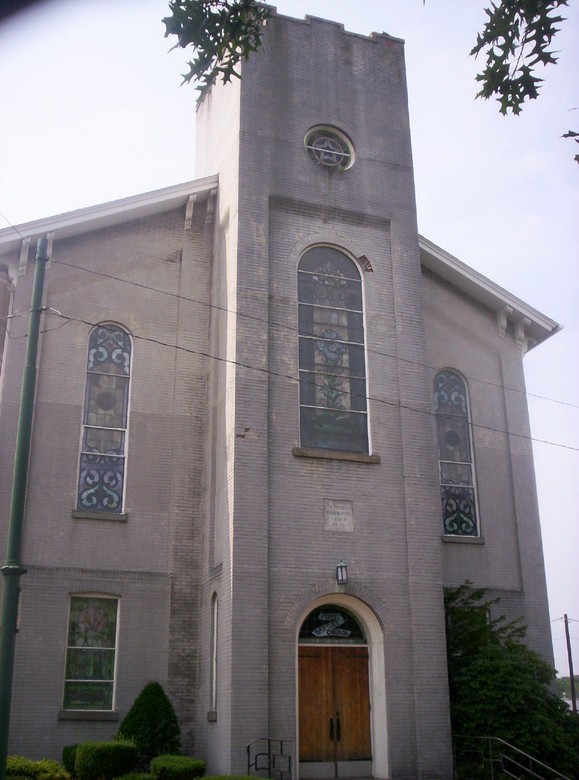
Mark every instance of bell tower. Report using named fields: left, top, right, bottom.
left=194, top=10, right=453, bottom=779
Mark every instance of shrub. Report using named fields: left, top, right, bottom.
left=74, top=740, right=137, bottom=780
left=114, top=775, right=155, bottom=780
left=61, top=746, right=77, bottom=776
left=149, top=755, right=205, bottom=780
left=7, top=756, right=71, bottom=780
left=204, top=777, right=260, bottom=780
left=118, top=682, right=180, bottom=762
left=446, top=583, right=579, bottom=778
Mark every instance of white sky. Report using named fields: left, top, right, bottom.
left=0, top=0, right=577, bottom=676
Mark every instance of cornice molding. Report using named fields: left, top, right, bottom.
left=0, top=175, right=219, bottom=258
left=419, top=234, right=561, bottom=350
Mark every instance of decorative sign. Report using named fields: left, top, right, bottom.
left=324, top=499, right=353, bottom=532
left=312, top=612, right=351, bottom=638
left=299, top=605, right=366, bottom=644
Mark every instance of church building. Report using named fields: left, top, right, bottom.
left=0, top=10, right=558, bottom=780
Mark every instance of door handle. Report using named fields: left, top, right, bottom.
left=329, top=717, right=334, bottom=741
left=336, top=714, right=341, bottom=742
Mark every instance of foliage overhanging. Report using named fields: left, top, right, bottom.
left=163, top=0, right=270, bottom=101
left=163, top=0, right=577, bottom=160
left=471, top=0, right=568, bottom=115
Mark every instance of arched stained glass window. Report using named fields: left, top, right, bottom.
left=299, top=605, right=366, bottom=645
left=77, top=324, right=132, bottom=514
left=298, top=247, right=368, bottom=453
left=433, top=369, right=478, bottom=536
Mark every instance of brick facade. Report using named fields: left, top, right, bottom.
left=0, top=11, right=555, bottom=780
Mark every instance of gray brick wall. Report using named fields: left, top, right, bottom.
left=0, top=10, right=553, bottom=780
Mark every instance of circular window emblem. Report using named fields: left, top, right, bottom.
left=305, top=126, right=354, bottom=170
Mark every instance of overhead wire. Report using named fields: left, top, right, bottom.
left=37, top=309, right=579, bottom=454
left=1, top=209, right=576, bottom=411
left=49, top=255, right=579, bottom=411
left=1, top=211, right=578, bottom=434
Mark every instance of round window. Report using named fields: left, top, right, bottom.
left=304, top=126, right=354, bottom=171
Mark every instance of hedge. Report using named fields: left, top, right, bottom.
left=61, top=746, right=77, bottom=776
left=6, top=756, right=71, bottom=780
left=149, top=755, right=206, bottom=780
left=204, top=777, right=264, bottom=780
left=114, top=775, right=155, bottom=780
left=74, top=740, right=137, bottom=780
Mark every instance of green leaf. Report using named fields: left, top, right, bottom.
left=471, top=0, right=567, bottom=115
left=164, top=0, right=271, bottom=101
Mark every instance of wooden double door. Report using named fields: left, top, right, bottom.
left=299, top=645, right=371, bottom=776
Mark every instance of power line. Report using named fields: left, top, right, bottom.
left=0, top=212, right=32, bottom=246
left=1, top=212, right=577, bottom=412
left=40, top=310, right=579, bottom=454
left=49, top=256, right=579, bottom=412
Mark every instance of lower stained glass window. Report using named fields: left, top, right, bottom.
left=63, top=596, right=119, bottom=710
left=298, top=247, right=368, bottom=453
left=433, top=370, right=478, bottom=536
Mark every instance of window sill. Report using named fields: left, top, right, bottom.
left=58, top=709, right=119, bottom=721
left=442, top=535, right=485, bottom=545
left=72, top=509, right=128, bottom=522
left=293, top=447, right=380, bottom=464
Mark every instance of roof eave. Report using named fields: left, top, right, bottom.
left=0, top=175, right=219, bottom=258
left=419, top=235, right=561, bottom=350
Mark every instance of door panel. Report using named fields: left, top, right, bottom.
left=299, top=646, right=371, bottom=766
left=299, top=647, right=334, bottom=761
left=334, top=647, right=371, bottom=761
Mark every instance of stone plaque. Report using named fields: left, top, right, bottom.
left=324, top=499, right=353, bottom=532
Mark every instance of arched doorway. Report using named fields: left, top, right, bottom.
left=298, top=601, right=378, bottom=779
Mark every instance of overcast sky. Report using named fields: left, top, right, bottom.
left=0, top=0, right=577, bottom=675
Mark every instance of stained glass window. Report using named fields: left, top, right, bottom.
left=77, top=324, right=132, bottom=513
left=304, top=126, right=354, bottom=170
left=63, top=596, right=119, bottom=710
left=433, top=370, right=478, bottom=536
left=298, top=247, right=368, bottom=453
left=299, top=605, right=366, bottom=644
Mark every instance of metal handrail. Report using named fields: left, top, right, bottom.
left=454, top=735, right=571, bottom=780
left=246, top=737, right=294, bottom=780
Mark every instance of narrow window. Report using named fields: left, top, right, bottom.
left=298, top=247, right=368, bottom=453
left=63, top=595, right=119, bottom=710
left=0, top=265, right=11, bottom=378
left=210, top=593, right=218, bottom=713
left=433, top=370, right=478, bottom=536
left=77, top=324, right=131, bottom=513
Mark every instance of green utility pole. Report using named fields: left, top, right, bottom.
left=0, top=237, right=48, bottom=779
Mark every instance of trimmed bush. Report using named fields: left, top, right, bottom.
left=7, top=756, right=71, bottom=780
left=75, top=740, right=137, bottom=780
left=61, top=746, right=77, bottom=776
left=118, top=682, right=180, bottom=762
left=204, top=777, right=262, bottom=780
left=114, top=775, right=155, bottom=780
left=149, top=755, right=205, bottom=780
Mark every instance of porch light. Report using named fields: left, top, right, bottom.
left=336, top=560, right=348, bottom=585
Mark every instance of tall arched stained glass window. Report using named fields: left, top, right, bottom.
left=298, top=247, right=368, bottom=453
left=77, top=324, right=132, bottom=514
left=433, top=370, right=478, bottom=536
